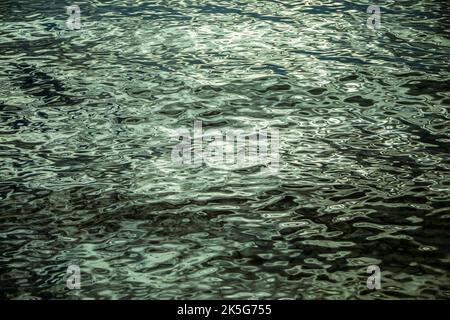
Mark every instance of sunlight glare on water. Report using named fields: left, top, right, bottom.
left=0, top=0, right=449, bottom=299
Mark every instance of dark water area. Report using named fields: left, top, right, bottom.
left=0, top=1, right=449, bottom=299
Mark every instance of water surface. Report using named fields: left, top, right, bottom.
left=0, top=0, right=449, bottom=299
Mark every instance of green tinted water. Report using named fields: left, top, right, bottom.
left=0, top=0, right=449, bottom=299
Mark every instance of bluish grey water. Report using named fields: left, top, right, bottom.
left=0, top=0, right=449, bottom=299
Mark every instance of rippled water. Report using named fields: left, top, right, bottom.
left=1, top=0, right=450, bottom=299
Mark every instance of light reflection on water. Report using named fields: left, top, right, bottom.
left=0, top=0, right=449, bottom=299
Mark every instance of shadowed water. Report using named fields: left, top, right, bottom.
left=0, top=0, right=449, bottom=299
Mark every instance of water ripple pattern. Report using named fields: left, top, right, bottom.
left=0, top=0, right=449, bottom=299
